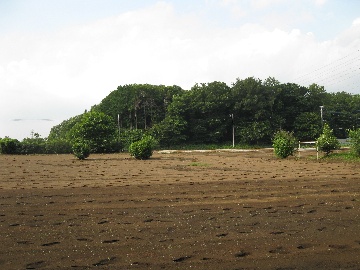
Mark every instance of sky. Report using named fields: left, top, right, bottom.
left=1, top=0, right=360, bottom=140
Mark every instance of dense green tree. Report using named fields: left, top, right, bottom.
left=305, top=84, right=329, bottom=112
left=119, top=129, right=144, bottom=150
left=48, top=114, right=84, bottom=141
left=324, top=92, right=360, bottom=138
left=237, top=121, right=272, bottom=144
left=348, top=128, right=360, bottom=156
left=153, top=81, right=232, bottom=145
left=273, top=83, right=308, bottom=131
left=151, top=115, right=187, bottom=147
left=317, top=123, right=341, bottom=155
left=186, top=81, right=232, bottom=143
left=20, top=132, right=47, bottom=154
left=294, top=112, right=322, bottom=141
left=0, top=137, right=21, bottom=154
left=69, top=111, right=117, bottom=153
left=149, top=92, right=189, bottom=146
left=93, top=84, right=184, bottom=130
left=231, top=77, right=277, bottom=143
left=43, top=79, right=360, bottom=151
left=45, top=139, right=72, bottom=154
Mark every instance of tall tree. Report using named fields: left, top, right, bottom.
left=273, top=83, right=308, bottom=131
left=324, top=92, right=360, bottom=138
left=93, top=84, right=184, bottom=130
left=69, top=111, right=117, bottom=153
left=231, top=77, right=277, bottom=143
left=186, top=81, right=232, bottom=143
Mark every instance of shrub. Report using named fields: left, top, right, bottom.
left=46, top=139, right=72, bottom=154
left=272, top=130, right=297, bottom=158
left=72, top=141, right=91, bottom=160
left=0, top=137, right=21, bottom=154
left=120, top=129, right=144, bottom=151
left=348, top=128, right=360, bottom=156
left=69, top=111, right=117, bottom=153
left=20, top=136, right=47, bottom=154
left=129, top=135, right=157, bottom=160
left=316, top=123, right=340, bottom=156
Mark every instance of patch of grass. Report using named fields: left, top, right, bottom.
left=160, top=142, right=270, bottom=150
left=322, top=151, right=360, bottom=162
left=189, top=162, right=210, bottom=167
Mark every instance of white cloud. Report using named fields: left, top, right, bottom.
left=251, top=0, right=285, bottom=9
left=352, top=17, right=360, bottom=26
left=1, top=1, right=360, bottom=139
left=314, top=0, right=327, bottom=7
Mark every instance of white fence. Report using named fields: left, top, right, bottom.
left=298, top=141, right=319, bottom=160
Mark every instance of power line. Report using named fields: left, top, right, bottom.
left=292, top=49, right=360, bottom=93
left=293, top=49, right=359, bottom=82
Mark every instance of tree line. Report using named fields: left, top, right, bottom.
left=50, top=76, right=360, bottom=147
left=2, top=76, right=360, bottom=154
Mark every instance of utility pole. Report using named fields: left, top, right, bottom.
left=230, top=113, right=234, bottom=147
left=117, top=114, right=121, bottom=138
left=320, top=106, right=324, bottom=126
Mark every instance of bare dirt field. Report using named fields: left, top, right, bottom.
left=0, top=149, right=359, bottom=270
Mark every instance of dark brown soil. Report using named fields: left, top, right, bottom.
left=0, top=149, right=359, bottom=269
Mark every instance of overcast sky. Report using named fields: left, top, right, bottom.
left=1, top=0, right=360, bottom=140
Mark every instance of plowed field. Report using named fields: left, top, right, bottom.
left=0, top=149, right=359, bottom=269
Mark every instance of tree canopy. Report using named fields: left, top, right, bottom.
left=47, top=78, right=360, bottom=149
left=69, top=111, right=117, bottom=153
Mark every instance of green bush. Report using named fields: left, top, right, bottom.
left=46, top=139, right=72, bottom=154
left=0, top=137, right=21, bottom=154
left=348, top=128, right=360, bottom=156
left=120, top=129, right=144, bottom=151
left=69, top=111, right=117, bottom=153
left=316, top=123, right=340, bottom=156
left=272, top=130, right=297, bottom=158
left=129, top=135, right=157, bottom=160
left=72, top=141, right=91, bottom=160
left=20, top=136, right=47, bottom=154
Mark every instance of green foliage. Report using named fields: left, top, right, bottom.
left=316, top=123, right=341, bottom=155
left=72, top=140, right=91, bottom=160
left=20, top=133, right=47, bottom=154
left=324, top=92, right=360, bottom=138
left=232, top=77, right=276, bottom=120
left=186, top=82, right=232, bottom=143
left=237, top=121, right=272, bottom=144
left=70, top=111, right=117, bottom=153
left=45, top=139, right=72, bottom=154
left=272, top=130, right=297, bottom=158
left=0, top=135, right=73, bottom=155
left=120, top=129, right=144, bottom=150
left=0, top=137, right=21, bottom=154
left=294, top=112, right=322, bottom=141
left=321, top=150, right=360, bottom=161
left=150, top=115, right=187, bottom=147
left=44, top=79, right=360, bottom=150
left=348, top=128, right=360, bottom=156
left=231, top=77, right=280, bottom=144
left=272, top=83, right=312, bottom=132
left=93, top=84, right=184, bottom=130
left=129, top=135, right=157, bottom=160
left=48, top=114, right=84, bottom=141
